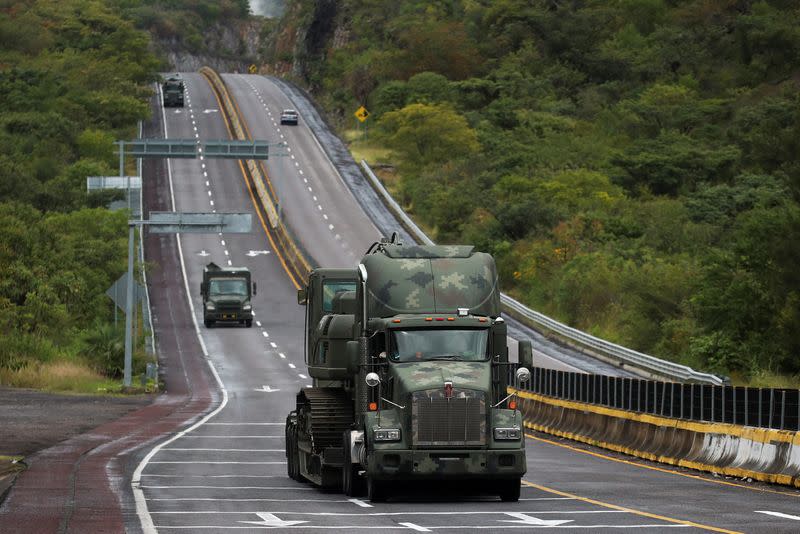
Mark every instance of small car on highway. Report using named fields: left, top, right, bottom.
left=280, top=109, right=299, bottom=125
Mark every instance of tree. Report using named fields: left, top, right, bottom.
left=378, top=103, right=479, bottom=168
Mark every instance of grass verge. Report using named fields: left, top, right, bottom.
left=0, top=360, right=121, bottom=394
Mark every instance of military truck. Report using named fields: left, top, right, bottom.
left=285, top=236, right=532, bottom=502
left=162, top=74, right=184, bottom=107
left=201, top=263, right=256, bottom=327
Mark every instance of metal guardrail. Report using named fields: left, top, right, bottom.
left=509, top=366, right=799, bottom=431
left=360, top=160, right=724, bottom=385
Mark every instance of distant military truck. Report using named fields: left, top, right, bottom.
left=201, top=263, right=256, bottom=327
left=162, top=74, right=184, bottom=107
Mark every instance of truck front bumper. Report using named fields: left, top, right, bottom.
left=366, top=448, right=526, bottom=481
left=205, top=310, right=253, bottom=322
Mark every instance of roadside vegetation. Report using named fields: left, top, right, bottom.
left=0, top=0, right=160, bottom=391
left=275, top=1, right=800, bottom=384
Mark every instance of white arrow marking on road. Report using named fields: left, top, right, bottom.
left=255, top=385, right=280, bottom=393
left=246, top=250, right=271, bottom=256
left=197, top=250, right=210, bottom=257
left=756, top=511, right=800, bottom=521
left=498, top=512, right=573, bottom=527
left=203, top=109, right=219, bottom=114
left=239, top=512, right=307, bottom=528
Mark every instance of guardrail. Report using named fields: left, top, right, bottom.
left=508, top=366, right=798, bottom=431
left=200, top=67, right=314, bottom=285
left=360, top=160, right=724, bottom=385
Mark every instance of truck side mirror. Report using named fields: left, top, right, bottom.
left=200, top=282, right=205, bottom=296
left=518, top=340, right=533, bottom=369
left=297, top=288, right=307, bottom=305
left=252, top=282, right=257, bottom=296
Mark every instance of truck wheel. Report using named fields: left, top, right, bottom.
left=204, top=319, right=214, bottom=328
left=245, top=319, right=253, bottom=328
left=342, top=432, right=365, bottom=497
left=367, top=477, right=387, bottom=503
left=285, top=419, right=302, bottom=482
left=499, top=478, right=521, bottom=502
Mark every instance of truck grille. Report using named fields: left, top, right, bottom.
left=411, top=388, right=485, bottom=447
left=216, top=301, right=240, bottom=313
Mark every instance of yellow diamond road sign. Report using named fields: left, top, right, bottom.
left=248, top=64, right=257, bottom=74
left=355, top=106, right=370, bottom=122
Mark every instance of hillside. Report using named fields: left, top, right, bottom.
left=263, top=0, right=800, bottom=383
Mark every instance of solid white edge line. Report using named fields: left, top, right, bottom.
left=133, top=80, right=230, bottom=534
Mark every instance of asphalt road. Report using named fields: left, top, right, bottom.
left=131, top=74, right=800, bottom=533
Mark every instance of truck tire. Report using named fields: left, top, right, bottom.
left=204, top=319, right=214, bottom=328
left=342, top=432, right=365, bottom=497
left=499, top=478, right=521, bottom=502
left=367, top=477, right=387, bottom=503
left=285, top=418, right=303, bottom=482
left=245, top=319, right=253, bottom=328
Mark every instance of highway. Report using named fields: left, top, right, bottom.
left=131, top=73, right=800, bottom=533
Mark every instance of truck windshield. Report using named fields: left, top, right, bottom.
left=389, top=329, right=488, bottom=362
left=209, top=278, right=248, bottom=296
left=322, top=280, right=356, bottom=312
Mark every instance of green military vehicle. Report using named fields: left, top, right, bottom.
left=201, top=263, right=256, bottom=327
left=162, top=74, right=184, bottom=107
left=285, top=236, right=532, bottom=502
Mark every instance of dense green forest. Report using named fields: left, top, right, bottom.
left=281, top=0, right=800, bottom=382
left=0, top=0, right=160, bottom=389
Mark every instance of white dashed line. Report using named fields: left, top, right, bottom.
left=298, top=374, right=307, bottom=379
left=288, top=363, right=296, bottom=369
left=221, top=240, right=226, bottom=246
left=328, top=224, right=334, bottom=230
left=270, top=342, right=277, bottom=348
left=279, top=353, right=286, bottom=359
left=256, top=321, right=262, bottom=327
left=262, top=332, right=268, bottom=338
left=298, top=170, right=303, bottom=175
left=224, top=250, right=229, bottom=256
left=227, top=260, right=232, bottom=266
left=317, top=205, right=323, bottom=211
left=210, top=200, right=214, bottom=206
left=323, top=214, right=328, bottom=220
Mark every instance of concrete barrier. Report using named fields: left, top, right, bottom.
left=199, top=67, right=313, bottom=286
left=514, top=388, right=800, bottom=488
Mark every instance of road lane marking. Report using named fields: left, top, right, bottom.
left=279, top=353, right=286, bottom=359
left=149, top=461, right=285, bottom=464
left=256, top=321, right=261, bottom=327
left=348, top=499, right=372, bottom=508
left=179, top=436, right=281, bottom=439
left=399, top=523, right=430, bottom=532
left=755, top=511, right=800, bottom=521
left=298, top=374, right=307, bottom=379
left=262, top=331, right=268, bottom=338
left=142, top=485, right=308, bottom=489
left=270, top=342, right=277, bottom=348
left=160, top=449, right=282, bottom=452
left=134, top=82, right=232, bottom=534
left=204, top=423, right=284, bottom=425
left=527, top=433, right=800, bottom=498
left=288, top=363, right=296, bottom=369
left=521, top=480, right=742, bottom=533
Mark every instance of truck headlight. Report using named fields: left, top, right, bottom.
left=243, top=304, right=252, bottom=311
left=494, top=427, right=521, bottom=440
left=205, top=302, right=215, bottom=310
left=374, top=428, right=401, bottom=441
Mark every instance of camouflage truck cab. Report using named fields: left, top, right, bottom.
left=201, top=263, right=256, bottom=327
left=285, top=236, right=532, bottom=502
